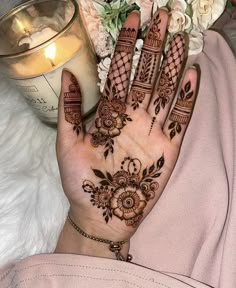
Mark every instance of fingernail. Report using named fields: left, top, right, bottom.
left=159, top=7, right=169, bottom=12
left=131, top=10, right=140, bottom=15
left=190, top=65, right=197, bottom=70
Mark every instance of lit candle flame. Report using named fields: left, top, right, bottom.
left=45, top=43, right=56, bottom=67
left=15, top=18, right=25, bottom=32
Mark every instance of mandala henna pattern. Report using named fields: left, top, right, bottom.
left=64, top=75, right=82, bottom=135
left=91, top=28, right=137, bottom=158
left=131, top=12, right=162, bottom=110
left=168, top=81, right=194, bottom=139
left=149, top=33, right=186, bottom=135
left=82, top=156, right=165, bottom=227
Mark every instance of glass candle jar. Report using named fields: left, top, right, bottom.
left=0, top=0, right=99, bottom=125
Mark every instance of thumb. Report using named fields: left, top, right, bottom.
left=57, top=69, right=84, bottom=150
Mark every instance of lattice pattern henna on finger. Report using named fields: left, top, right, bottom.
left=149, top=33, right=186, bottom=135
left=64, top=75, right=82, bottom=136
left=103, top=28, right=137, bottom=101
left=93, top=27, right=137, bottom=157
left=131, top=12, right=162, bottom=110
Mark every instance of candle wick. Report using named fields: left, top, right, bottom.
left=24, top=28, right=31, bottom=38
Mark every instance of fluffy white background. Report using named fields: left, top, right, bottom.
left=0, top=75, right=69, bottom=265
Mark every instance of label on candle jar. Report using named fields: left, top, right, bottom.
left=14, top=75, right=59, bottom=123
left=10, top=44, right=99, bottom=124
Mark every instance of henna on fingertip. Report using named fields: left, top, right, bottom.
left=63, top=71, right=82, bottom=136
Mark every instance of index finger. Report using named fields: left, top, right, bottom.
left=102, top=11, right=140, bottom=101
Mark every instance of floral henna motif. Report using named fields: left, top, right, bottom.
left=64, top=75, right=82, bottom=135
left=103, top=28, right=137, bottom=101
left=149, top=33, right=186, bottom=135
left=91, top=97, right=132, bottom=158
left=168, top=81, right=194, bottom=139
left=131, top=12, right=162, bottom=110
left=82, top=156, right=165, bottom=227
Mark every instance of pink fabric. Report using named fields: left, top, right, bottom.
left=0, top=254, right=211, bottom=288
left=213, top=7, right=236, bottom=55
left=1, top=30, right=236, bottom=288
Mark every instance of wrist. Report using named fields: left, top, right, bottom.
left=55, top=217, right=130, bottom=260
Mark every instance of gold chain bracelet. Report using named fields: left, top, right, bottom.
left=67, top=214, right=132, bottom=262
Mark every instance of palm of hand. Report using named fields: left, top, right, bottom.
left=57, top=10, right=198, bottom=241
left=58, top=106, right=178, bottom=240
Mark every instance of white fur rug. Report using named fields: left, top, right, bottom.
left=0, top=75, right=69, bottom=265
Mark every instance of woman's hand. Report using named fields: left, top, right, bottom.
left=56, top=9, right=199, bottom=259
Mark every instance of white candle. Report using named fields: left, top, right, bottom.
left=10, top=29, right=99, bottom=124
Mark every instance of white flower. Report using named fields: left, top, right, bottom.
left=126, top=0, right=168, bottom=26
left=168, top=0, right=192, bottom=33
left=191, top=0, right=227, bottom=31
left=188, top=27, right=204, bottom=55
left=78, top=0, right=113, bottom=57
left=97, top=57, right=111, bottom=92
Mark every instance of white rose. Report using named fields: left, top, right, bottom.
left=126, top=0, right=168, bottom=26
left=97, top=57, right=112, bottom=93
left=191, top=0, right=227, bottom=31
left=168, top=0, right=192, bottom=33
left=78, top=0, right=113, bottom=58
left=188, top=27, right=204, bottom=55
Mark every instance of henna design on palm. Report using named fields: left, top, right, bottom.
left=90, top=94, right=132, bottom=158
left=64, top=75, right=82, bottom=135
left=131, top=12, right=162, bottom=110
left=149, top=33, right=186, bottom=135
left=168, top=81, right=194, bottom=139
left=82, top=156, right=165, bottom=227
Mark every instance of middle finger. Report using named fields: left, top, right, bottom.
left=127, top=8, right=169, bottom=110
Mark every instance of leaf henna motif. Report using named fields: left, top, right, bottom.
left=168, top=81, right=194, bottom=139
left=64, top=74, right=82, bottom=135
left=82, top=156, right=165, bottom=227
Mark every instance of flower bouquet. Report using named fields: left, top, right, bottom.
left=79, top=0, right=227, bottom=92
